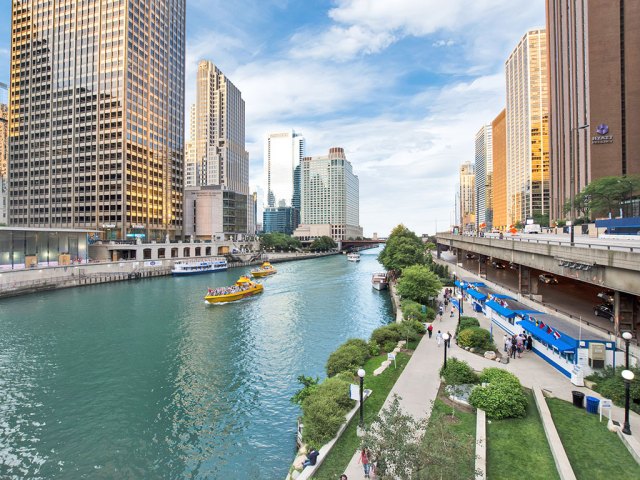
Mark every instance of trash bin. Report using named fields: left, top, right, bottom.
left=586, top=396, right=600, bottom=414
left=572, top=390, right=585, bottom=408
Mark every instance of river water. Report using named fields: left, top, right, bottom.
left=0, top=248, right=393, bottom=479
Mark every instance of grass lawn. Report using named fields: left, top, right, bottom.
left=487, top=390, right=559, bottom=480
left=547, top=397, right=640, bottom=479
left=311, top=341, right=417, bottom=480
left=421, top=397, right=476, bottom=479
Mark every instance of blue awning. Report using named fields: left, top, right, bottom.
left=467, top=289, right=487, bottom=301
left=469, top=282, right=486, bottom=287
left=486, top=300, right=516, bottom=319
left=454, top=280, right=464, bottom=288
left=490, top=293, right=514, bottom=300
left=518, top=319, right=577, bottom=352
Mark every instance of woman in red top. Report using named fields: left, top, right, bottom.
left=359, top=447, right=371, bottom=478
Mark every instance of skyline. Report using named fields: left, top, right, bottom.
left=0, top=0, right=545, bottom=236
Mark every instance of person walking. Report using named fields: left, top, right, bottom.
left=446, top=331, right=452, bottom=348
left=527, top=335, right=533, bottom=351
left=340, top=475, right=348, bottom=480
left=427, top=323, right=433, bottom=338
left=503, top=334, right=510, bottom=353
left=510, top=337, right=517, bottom=359
left=358, top=447, right=371, bottom=479
left=436, top=330, right=443, bottom=347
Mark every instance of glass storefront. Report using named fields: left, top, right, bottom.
left=0, top=229, right=90, bottom=269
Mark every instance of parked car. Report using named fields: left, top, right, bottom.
left=538, top=273, right=559, bottom=284
left=597, top=291, right=614, bottom=304
left=594, top=303, right=614, bottom=321
left=492, top=261, right=505, bottom=269
left=509, top=263, right=518, bottom=270
left=465, top=253, right=477, bottom=259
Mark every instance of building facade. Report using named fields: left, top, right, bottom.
left=8, top=0, right=186, bottom=241
left=263, top=206, right=297, bottom=235
left=0, top=82, right=7, bottom=225
left=547, top=0, right=640, bottom=221
left=183, top=60, right=251, bottom=239
left=505, top=29, right=549, bottom=226
left=264, top=130, right=305, bottom=208
left=459, top=161, right=476, bottom=232
left=492, top=109, right=508, bottom=230
left=293, top=147, right=362, bottom=241
left=474, top=124, right=493, bottom=231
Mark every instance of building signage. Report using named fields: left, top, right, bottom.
left=102, top=224, right=116, bottom=228
left=592, top=123, right=613, bottom=144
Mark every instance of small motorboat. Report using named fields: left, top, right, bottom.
left=250, top=261, right=277, bottom=278
left=372, top=272, right=388, bottom=290
left=204, top=276, right=264, bottom=304
left=347, top=253, right=360, bottom=262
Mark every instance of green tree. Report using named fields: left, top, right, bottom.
left=290, top=375, right=319, bottom=405
left=378, top=224, right=426, bottom=273
left=396, top=265, right=442, bottom=306
left=569, top=174, right=640, bottom=219
left=310, top=236, right=337, bottom=251
left=259, top=232, right=302, bottom=251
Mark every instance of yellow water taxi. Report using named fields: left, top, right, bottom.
left=204, top=276, right=264, bottom=304
left=250, top=261, right=277, bottom=278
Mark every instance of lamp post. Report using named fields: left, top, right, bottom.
left=569, top=124, right=590, bottom=246
left=357, top=368, right=366, bottom=428
left=453, top=271, right=457, bottom=295
left=442, top=333, right=450, bottom=369
left=622, top=369, right=634, bottom=435
left=622, top=331, right=632, bottom=369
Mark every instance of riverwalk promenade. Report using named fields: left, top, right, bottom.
left=341, top=288, right=640, bottom=479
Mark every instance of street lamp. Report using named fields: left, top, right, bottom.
left=622, top=331, right=633, bottom=370
left=442, top=333, right=450, bottom=369
left=569, top=124, right=590, bottom=246
left=357, top=368, right=366, bottom=428
left=621, top=369, right=634, bottom=435
left=453, top=271, right=457, bottom=294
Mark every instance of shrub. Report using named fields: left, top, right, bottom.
left=439, top=358, right=478, bottom=386
left=586, top=366, right=640, bottom=414
left=371, top=324, right=401, bottom=349
left=469, top=381, right=527, bottom=419
left=408, top=320, right=426, bottom=335
left=479, top=368, right=520, bottom=386
left=368, top=340, right=381, bottom=357
left=456, top=316, right=480, bottom=334
left=401, top=299, right=429, bottom=322
left=325, top=340, right=370, bottom=377
left=301, top=376, right=355, bottom=446
left=383, top=340, right=397, bottom=353
left=457, top=327, right=495, bottom=351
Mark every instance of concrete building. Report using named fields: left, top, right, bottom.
left=293, top=147, right=362, bottom=242
left=183, top=61, right=251, bottom=239
left=264, top=130, right=305, bottom=208
left=492, top=109, right=508, bottom=230
left=475, top=124, right=493, bottom=231
left=0, top=82, right=7, bottom=225
left=459, top=161, right=476, bottom=232
left=547, top=0, right=640, bottom=221
left=505, top=29, right=549, bottom=226
left=8, top=0, right=186, bottom=241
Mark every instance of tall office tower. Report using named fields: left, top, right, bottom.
left=0, top=82, right=8, bottom=225
left=264, top=130, right=305, bottom=208
left=184, top=104, right=196, bottom=187
left=492, top=109, right=508, bottom=231
left=474, top=124, right=493, bottom=231
left=8, top=1, right=186, bottom=241
left=459, top=161, right=476, bottom=232
left=183, top=60, right=251, bottom=240
left=547, top=1, right=640, bottom=221
left=293, top=147, right=363, bottom=241
left=505, top=29, right=549, bottom=226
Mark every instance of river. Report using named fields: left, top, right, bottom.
left=0, top=247, right=394, bottom=479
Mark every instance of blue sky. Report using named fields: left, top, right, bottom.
left=0, top=0, right=545, bottom=236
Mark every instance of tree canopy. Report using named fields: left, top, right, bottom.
left=259, top=232, right=301, bottom=252
left=396, top=265, right=443, bottom=306
left=309, top=236, right=337, bottom=251
left=378, top=224, right=426, bottom=273
left=565, top=174, right=640, bottom=220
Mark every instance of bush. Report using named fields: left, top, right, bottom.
left=371, top=324, right=401, bottom=349
left=408, top=320, right=426, bottom=335
left=479, top=368, right=520, bottom=386
left=457, top=327, right=495, bottom=351
left=368, top=340, right=381, bottom=357
left=456, top=316, right=480, bottom=334
left=325, top=340, right=370, bottom=377
left=439, top=358, right=478, bottom=386
left=301, top=376, right=355, bottom=446
left=586, top=366, right=640, bottom=414
left=401, top=299, right=429, bottom=322
left=469, top=381, right=528, bottom=419
left=382, top=340, right=397, bottom=353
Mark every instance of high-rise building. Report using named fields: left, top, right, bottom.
left=263, top=206, right=297, bottom=235
left=492, top=109, right=508, bottom=230
left=264, top=130, right=305, bottom=207
left=459, top=161, right=476, bottom=232
left=8, top=0, right=186, bottom=241
left=475, top=124, right=493, bottom=231
left=505, top=29, right=549, bottom=226
left=0, top=82, right=8, bottom=225
left=547, top=1, right=640, bottom=221
left=293, top=147, right=363, bottom=241
left=183, top=61, right=251, bottom=240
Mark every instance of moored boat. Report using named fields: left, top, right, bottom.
left=172, top=259, right=228, bottom=276
left=347, top=252, right=360, bottom=262
left=250, top=261, right=277, bottom=277
left=372, top=272, right=388, bottom=290
left=204, top=276, right=264, bottom=304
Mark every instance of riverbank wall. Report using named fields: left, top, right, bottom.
left=0, top=251, right=338, bottom=299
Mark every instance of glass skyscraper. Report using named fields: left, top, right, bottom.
left=8, top=0, right=186, bottom=241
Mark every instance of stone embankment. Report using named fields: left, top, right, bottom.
left=0, top=251, right=337, bottom=299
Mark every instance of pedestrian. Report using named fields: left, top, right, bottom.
left=527, top=335, right=533, bottom=351
left=358, top=447, right=371, bottom=478
left=450, top=309, right=454, bottom=318
left=302, top=447, right=319, bottom=468
left=503, top=334, right=509, bottom=353
left=446, top=331, right=452, bottom=348
left=436, top=330, right=443, bottom=347
left=340, top=475, right=348, bottom=480
left=510, top=338, right=517, bottom=359
left=438, top=305, right=444, bottom=317
left=427, top=323, right=433, bottom=338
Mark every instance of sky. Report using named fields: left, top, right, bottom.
left=0, top=0, right=545, bottom=237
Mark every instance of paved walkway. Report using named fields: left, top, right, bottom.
left=338, top=285, right=640, bottom=480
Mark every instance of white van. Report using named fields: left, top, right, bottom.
left=524, top=224, right=541, bottom=234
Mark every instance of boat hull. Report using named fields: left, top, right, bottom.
left=172, top=266, right=227, bottom=276
left=204, top=285, right=264, bottom=304
left=372, top=282, right=388, bottom=291
left=251, top=269, right=277, bottom=278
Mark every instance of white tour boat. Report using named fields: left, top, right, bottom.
left=371, top=272, right=389, bottom=290
left=347, top=252, right=360, bottom=262
left=171, top=259, right=228, bottom=276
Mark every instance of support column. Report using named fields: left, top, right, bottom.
left=436, top=243, right=442, bottom=259
left=518, top=265, right=530, bottom=295
left=615, top=291, right=639, bottom=339
left=478, top=255, right=487, bottom=278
